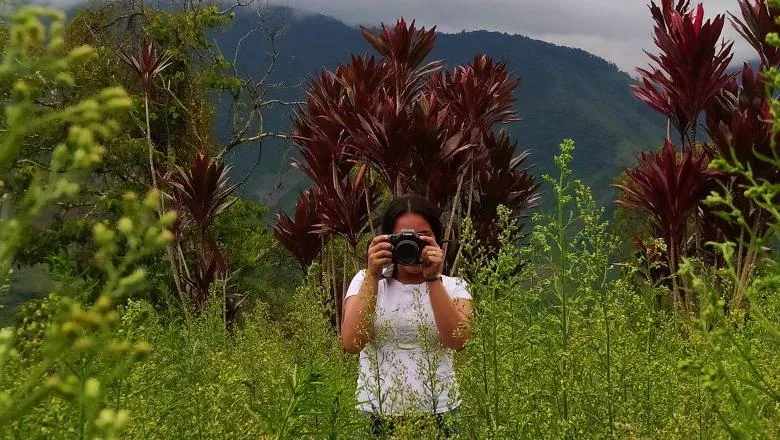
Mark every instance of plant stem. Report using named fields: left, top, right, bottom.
left=443, top=171, right=466, bottom=261
left=145, top=92, right=158, bottom=189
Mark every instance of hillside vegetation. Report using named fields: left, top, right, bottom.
left=0, top=1, right=778, bottom=439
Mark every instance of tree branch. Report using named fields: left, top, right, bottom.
left=219, top=0, right=257, bottom=15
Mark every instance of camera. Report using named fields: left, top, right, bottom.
left=388, top=228, right=426, bottom=266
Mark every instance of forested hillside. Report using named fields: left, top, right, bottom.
left=214, top=7, right=665, bottom=208
left=0, top=1, right=778, bottom=439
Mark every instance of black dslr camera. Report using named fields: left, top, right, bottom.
left=388, top=228, right=426, bottom=266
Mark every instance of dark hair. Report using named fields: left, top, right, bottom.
left=380, top=194, right=443, bottom=245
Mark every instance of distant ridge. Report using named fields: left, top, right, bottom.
left=211, top=6, right=666, bottom=210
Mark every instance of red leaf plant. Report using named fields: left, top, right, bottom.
left=350, top=95, right=418, bottom=192
left=168, top=151, right=238, bottom=233
left=360, top=18, right=442, bottom=105
left=282, top=18, right=537, bottom=325
left=166, top=151, right=240, bottom=322
left=273, top=189, right=326, bottom=272
left=615, top=141, right=716, bottom=312
left=471, top=131, right=540, bottom=251
left=404, top=92, right=473, bottom=208
left=118, top=40, right=173, bottom=93
left=361, top=18, right=436, bottom=70
left=633, top=0, right=734, bottom=147
left=427, top=54, right=520, bottom=138
left=730, top=0, right=780, bottom=67
left=314, top=164, right=380, bottom=250
left=312, top=164, right=380, bottom=333
left=707, top=63, right=777, bottom=182
left=704, top=62, right=779, bottom=306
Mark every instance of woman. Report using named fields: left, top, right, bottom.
left=341, top=195, right=473, bottom=438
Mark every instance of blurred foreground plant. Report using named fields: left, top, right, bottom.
left=678, top=6, right=780, bottom=434
left=0, top=7, right=172, bottom=438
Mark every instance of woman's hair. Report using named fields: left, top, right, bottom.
left=380, top=194, right=443, bottom=245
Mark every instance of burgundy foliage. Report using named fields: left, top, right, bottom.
left=168, top=151, right=238, bottom=233
left=427, top=54, right=520, bottom=135
left=404, top=93, right=473, bottom=208
left=360, top=18, right=436, bottom=69
left=706, top=63, right=777, bottom=181
left=705, top=62, right=779, bottom=246
left=615, top=141, right=716, bottom=276
left=275, top=18, right=538, bottom=278
left=117, top=40, right=173, bottom=93
left=471, top=131, right=539, bottom=250
left=314, top=164, right=380, bottom=250
left=273, top=189, right=325, bottom=272
left=730, top=0, right=780, bottom=67
left=167, top=151, right=242, bottom=322
left=633, top=1, right=733, bottom=146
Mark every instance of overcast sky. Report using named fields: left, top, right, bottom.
left=42, top=0, right=755, bottom=73
left=272, top=0, right=755, bottom=74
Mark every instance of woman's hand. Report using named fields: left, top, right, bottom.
left=419, top=235, right=444, bottom=280
left=367, top=235, right=393, bottom=277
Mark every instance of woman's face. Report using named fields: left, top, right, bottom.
left=393, top=212, right=434, bottom=276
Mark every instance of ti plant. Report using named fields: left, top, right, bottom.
left=615, top=141, right=716, bottom=314
left=276, top=19, right=538, bottom=331
left=679, top=15, right=780, bottom=429
left=0, top=8, right=173, bottom=438
left=166, top=151, right=241, bottom=324
left=633, top=0, right=733, bottom=147
left=118, top=40, right=173, bottom=189
left=273, top=189, right=327, bottom=272
left=620, top=0, right=779, bottom=315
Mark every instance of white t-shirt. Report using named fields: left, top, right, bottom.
left=344, top=268, right=472, bottom=416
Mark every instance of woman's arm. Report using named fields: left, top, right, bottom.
left=427, top=279, right=473, bottom=351
left=419, top=235, right=473, bottom=351
left=340, top=272, right=380, bottom=354
left=340, top=235, right=392, bottom=354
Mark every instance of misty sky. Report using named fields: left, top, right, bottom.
left=41, top=0, right=755, bottom=73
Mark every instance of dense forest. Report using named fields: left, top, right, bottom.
left=0, top=0, right=778, bottom=439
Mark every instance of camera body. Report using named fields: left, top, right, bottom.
left=388, top=228, right=426, bottom=266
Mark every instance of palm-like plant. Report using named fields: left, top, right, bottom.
left=360, top=18, right=442, bottom=106
left=633, top=1, right=733, bottom=147
left=707, top=64, right=776, bottom=179
left=705, top=61, right=779, bottom=307
left=280, top=18, right=537, bottom=330
left=118, top=40, right=173, bottom=188
left=615, top=141, right=715, bottom=312
left=471, top=131, right=540, bottom=251
left=404, top=93, right=472, bottom=208
left=360, top=18, right=436, bottom=70
left=730, top=0, right=780, bottom=67
left=118, top=40, right=173, bottom=93
left=314, top=164, right=379, bottom=250
left=166, top=151, right=238, bottom=321
left=273, top=189, right=326, bottom=272
left=168, top=151, right=238, bottom=233
left=428, top=54, right=520, bottom=136
left=350, top=96, right=418, bottom=193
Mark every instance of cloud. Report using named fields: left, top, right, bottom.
left=269, top=0, right=756, bottom=73
left=33, top=0, right=759, bottom=73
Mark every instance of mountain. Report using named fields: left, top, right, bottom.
left=212, top=7, right=666, bottom=212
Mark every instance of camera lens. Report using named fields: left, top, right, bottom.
left=394, top=240, right=420, bottom=266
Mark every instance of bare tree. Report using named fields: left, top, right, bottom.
left=220, top=4, right=302, bottom=158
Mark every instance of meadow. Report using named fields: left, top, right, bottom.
left=1, top=1, right=779, bottom=439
